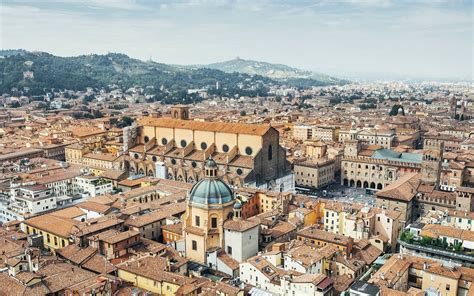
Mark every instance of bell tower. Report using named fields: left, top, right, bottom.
left=171, top=105, right=190, bottom=120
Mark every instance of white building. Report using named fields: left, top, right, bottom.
left=75, top=176, right=113, bottom=198
left=240, top=255, right=333, bottom=296
left=13, top=185, right=56, bottom=215
left=223, top=205, right=260, bottom=263
left=283, top=245, right=324, bottom=274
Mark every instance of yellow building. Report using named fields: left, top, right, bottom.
left=21, top=214, right=78, bottom=250
left=294, top=158, right=335, bottom=189
left=183, top=158, right=235, bottom=264
left=116, top=256, right=194, bottom=296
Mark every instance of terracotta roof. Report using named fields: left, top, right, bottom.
left=218, top=252, right=239, bottom=270
left=50, top=206, right=86, bottom=219
left=116, top=255, right=196, bottom=285
left=73, top=216, right=124, bottom=237
left=125, top=203, right=186, bottom=228
left=223, top=219, right=259, bottom=232
left=76, top=201, right=112, bottom=214
left=297, top=226, right=351, bottom=246
left=138, top=117, right=272, bottom=136
left=376, top=172, right=420, bottom=202
left=162, top=223, right=183, bottom=235
left=421, top=224, right=474, bottom=242
left=100, top=230, right=140, bottom=244
left=285, top=245, right=324, bottom=268
left=23, top=214, right=79, bottom=238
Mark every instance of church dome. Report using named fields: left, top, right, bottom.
left=189, top=178, right=234, bottom=205
left=188, top=157, right=234, bottom=206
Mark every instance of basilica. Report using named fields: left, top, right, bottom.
left=123, top=106, right=292, bottom=191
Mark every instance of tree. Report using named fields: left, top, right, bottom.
left=400, top=231, right=414, bottom=243
left=389, top=104, right=404, bottom=116
left=92, top=110, right=104, bottom=118
left=420, top=236, right=432, bottom=246
left=10, top=101, right=20, bottom=108
left=121, top=116, right=133, bottom=127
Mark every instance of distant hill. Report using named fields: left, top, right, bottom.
left=0, top=51, right=276, bottom=99
left=202, top=57, right=347, bottom=86
left=0, top=50, right=346, bottom=99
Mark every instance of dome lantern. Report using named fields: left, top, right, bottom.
left=204, top=157, right=218, bottom=179
left=188, top=157, right=234, bottom=207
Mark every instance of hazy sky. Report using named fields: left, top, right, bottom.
left=1, top=0, right=472, bottom=80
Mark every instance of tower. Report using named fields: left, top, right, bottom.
left=183, top=158, right=235, bottom=264
left=171, top=105, right=190, bottom=120
left=344, top=139, right=360, bottom=158
left=421, top=143, right=443, bottom=188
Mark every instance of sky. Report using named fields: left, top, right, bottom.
left=1, top=0, right=472, bottom=81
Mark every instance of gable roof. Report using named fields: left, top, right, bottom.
left=376, top=172, right=420, bottom=202
left=138, top=117, right=272, bottom=136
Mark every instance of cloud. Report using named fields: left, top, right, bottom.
left=1, top=0, right=471, bottom=79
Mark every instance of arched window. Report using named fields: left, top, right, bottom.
left=268, top=145, right=273, bottom=161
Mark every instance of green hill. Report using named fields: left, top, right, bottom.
left=0, top=51, right=346, bottom=99
left=0, top=51, right=274, bottom=97
left=202, top=57, right=347, bottom=86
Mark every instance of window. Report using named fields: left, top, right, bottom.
left=227, top=246, right=232, bottom=255
left=192, top=161, right=197, bottom=168
left=152, top=156, right=157, bottom=162
left=446, top=284, right=450, bottom=291
left=192, top=240, right=197, bottom=250
left=144, top=136, right=150, bottom=143
left=268, top=145, right=273, bottom=161
left=134, top=153, right=139, bottom=159
left=236, top=168, right=243, bottom=175
left=245, top=147, right=253, bottom=155
left=180, top=140, right=187, bottom=147
left=200, top=142, right=207, bottom=150
left=161, top=138, right=168, bottom=145
left=171, top=159, right=177, bottom=165
left=211, top=217, right=217, bottom=228
left=195, top=216, right=200, bottom=226
left=222, top=144, right=229, bottom=152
